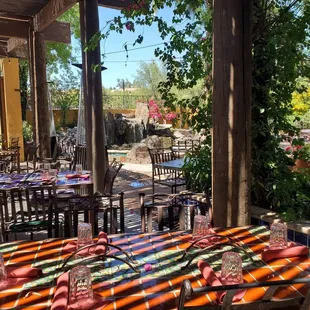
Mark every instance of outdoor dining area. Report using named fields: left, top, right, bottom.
left=0, top=0, right=309, bottom=309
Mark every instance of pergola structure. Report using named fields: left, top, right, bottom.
left=0, top=0, right=253, bottom=226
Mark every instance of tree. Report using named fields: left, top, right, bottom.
left=133, top=61, right=167, bottom=99
left=116, top=78, right=133, bottom=89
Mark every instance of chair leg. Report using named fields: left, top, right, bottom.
left=119, top=193, right=125, bottom=233
left=103, top=209, right=108, bottom=233
left=158, top=207, right=164, bottom=231
left=179, top=205, right=185, bottom=230
left=112, top=207, right=118, bottom=234
left=168, top=205, right=174, bottom=230
left=139, top=193, right=146, bottom=233
left=189, top=205, right=195, bottom=229
left=147, top=207, right=153, bottom=232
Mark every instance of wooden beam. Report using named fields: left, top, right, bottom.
left=33, top=32, right=51, bottom=158
left=7, top=38, right=27, bottom=53
left=0, top=19, right=29, bottom=38
left=1, top=19, right=70, bottom=46
left=98, top=0, right=128, bottom=10
left=80, top=0, right=108, bottom=193
left=33, top=0, right=77, bottom=32
left=10, top=46, right=28, bottom=59
left=212, top=0, right=252, bottom=227
left=0, top=46, right=8, bottom=58
left=43, top=21, right=71, bottom=44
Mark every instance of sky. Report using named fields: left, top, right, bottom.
left=71, top=6, right=175, bottom=89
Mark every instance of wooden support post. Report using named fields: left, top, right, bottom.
left=80, top=0, right=107, bottom=192
left=79, top=2, right=92, bottom=171
left=28, top=27, right=38, bottom=145
left=212, top=0, right=252, bottom=227
left=33, top=32, right=50, bottom=158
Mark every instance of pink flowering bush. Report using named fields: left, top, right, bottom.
left=147, top=99, right=178, bottom=124
left=285, top=139, right=310, bottom=161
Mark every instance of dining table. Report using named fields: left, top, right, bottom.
left=0, top=225, right=309, bottom=309
left=153, top=158, right=185, bottom=171
left=0, top=171, right=92, bottom=189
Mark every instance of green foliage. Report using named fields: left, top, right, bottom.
left=183, top=138, right=212, bottom=192
left=19, top=61, right=28, bottom=121
left=251, top=0, right=310, bottom=216
left=50, top=73, right=79, bottom=127
left=22, top=121, right=33, bottom=142
left=94, top=0, right=310, bottom=219
left=133, top=61, right=167, bottom=99
left=264, top=170, right=310, bottom=221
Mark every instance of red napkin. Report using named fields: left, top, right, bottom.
left=63, top=232, right=108, bottom=256
left=190, top=228, right=220, bottom=248
left=261, top=242, right=309, bottom=262
left=198, top=260, right=246, bottom=303
left=0, top=267, right=42, bottom=291
left=65, top=174, right=90, bottom=179
left=6, top=266, right=42, bottom=278
left=51, top=272, right=109, bottom=310
left=51, top=272, right=69, bottom=310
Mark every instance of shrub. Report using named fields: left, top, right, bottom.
left=22, top=121, right=33, bottom=142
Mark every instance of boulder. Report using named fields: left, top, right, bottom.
left=105, top=112, right=116, bottom=146
left=126, top=135, right=173, bottom=164
left=135, top=102, right=149, bottom=131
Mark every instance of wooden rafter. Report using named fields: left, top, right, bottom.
left=98, top=0, right=129, bottom=10
left=0, top=19, right=70, bottom=48
left=7, top=38, right=27, bottom=53
left=33, top=0, right=76, bottom=32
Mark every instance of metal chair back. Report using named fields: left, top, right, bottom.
left=103, top=159, right=123, bottom=196
left=172, top=139, right=201, bottom=158
left=0, top=186, right=51, bottom=241
left=178, top=277, right=310, bottom=310
left=71, top=144, right=87, bottom=171
left=26, top=143, right=40, bottom=172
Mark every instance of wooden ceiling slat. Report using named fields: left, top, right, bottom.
left=0, top=0, right=49, bottom=17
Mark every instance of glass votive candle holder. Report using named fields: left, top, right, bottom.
left=76, top=164, right=83, bottom=174
left=0, top=253, right=7, bottom=282
left=41, top=170, right=50, bottom=182
left=77, top=223, right=93, bottom=249
left=221, top=252, right=243, bottom=285
left=192, top=215, right=210, bottom=240
left=48, top=169, right=57, bottom=181
left=69, top=265, right=93, bottom=304
left=269, top=222, right=288, bottom=250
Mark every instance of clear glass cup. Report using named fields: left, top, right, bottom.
left=192, top=215, right=210, bottom=240
left=221, top=252, right=243, bottom=285
left=76, top=164, right=83, bottom=174
left=269, top=222, right=288, bottom=250
left=41, top=170, right=50, bottom=182
left=48, top=169, right=57, bottom=181
left=69, top=265, right=93, bottom=304
left=0, top=253, right=7, bottom=282
left=77, top=223, right=93, bottom=249
left=43, top=163, right=51, bottom=171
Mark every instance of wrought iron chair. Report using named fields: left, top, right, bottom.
left=0, top=186, right=52, bottom=241
left=148, top=147, right=186, bottom=195
left=139, top=190, right=212, bottom=233
left=7, top=137, right=20, bottom=173
left=94, top=159, right=124, bottom=234
left=24, top=143, right=40, bottom=172
left=70, top=144, right=87, bottom=171
left=51, top=183, right=94, bottom=238
left=172, top=139, right=201, bottom=159
left=178, top=277, right=310, bottom=310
